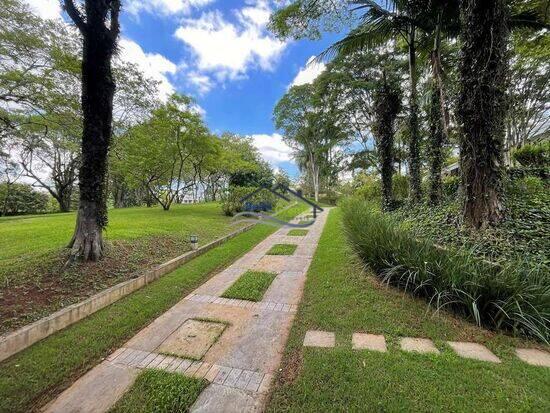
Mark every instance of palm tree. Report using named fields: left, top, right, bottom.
left=318, top=0, right=430, bottom=203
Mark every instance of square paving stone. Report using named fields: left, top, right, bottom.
left=156, top=319, right=226, bottom=360
left=447, top=341, right=500, bottom=363
left=400, top=337, right=440, bottom=354
left=303, top=330, right=335, bottom=348
left=352, top=333, right=387, bottom=352
left=516, top=348, right=550, bottom=367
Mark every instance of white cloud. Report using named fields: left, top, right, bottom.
left=118, top=38, right=177, bottom=101
left=127, top=0, right=215, bottom=16
left=187, top=71, right=214, bottom=94
left=24, top=0, right=62, bottom=20
left=290, top=56, right=326, bottom=87
left=174, top=1, right=287, bottom=82
left=249, top=133, right=293, bottom=167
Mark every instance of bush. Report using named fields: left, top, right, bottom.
left=510, top=176, right=545, bottom=195
left=0, top=183, right=49, bottom=216
left=341, top=197, right=550, bottom=342
left=354, top=175, right=381, bottom=201
left=392, top=174, right=409, bottom=200
left=220, top=186, right=279, bottom=216
left=512, top=141, right=550, bottom=167
left=442, top=175, right=460, bottom=198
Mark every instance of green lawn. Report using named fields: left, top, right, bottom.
left=0, top=203, right=307, bottom=413
left=268, top=208, right=550, bottom=412
left=287, top=229, right=308, bottom=236
left=0, top=203, right=235, bottom=283
left=109, top=370, right=207, bottom=413
left=0, top=203, right=251, bottom=333
left=267, top=243, right=298, bottom=255
left=222, top=270, right=277, bottom=301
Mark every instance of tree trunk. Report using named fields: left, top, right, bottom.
left=408, top=27, right=422, bottom=203
left=458, top=0, right=508, bottom=228
left=65, top=0, right=120, bottom=261
left=428, top=80, right=444, bottom=205
left=373, top=73, right=401, bottom=211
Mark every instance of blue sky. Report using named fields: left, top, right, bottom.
left=27, top=0, right=343, bottom=178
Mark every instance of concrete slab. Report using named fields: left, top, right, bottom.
left=262, top=271, right=306, bottom=305
left=352, top=333, right=387, bottom=352
left=516, top=348, right=550, bottom=367
left=44, top=361, right=138, bottom=413
left=400, top=337, right=440, bottom=354
left=192, top=267, right=245, bottom=296
left=447, top=341, right=500, bottom=363
left=216, top=310, right=294, bottom=373
left=157, top=319, right=226, bottom=360
left=303, top=330, right=335, bottom=348
left=253, top=255, right=311, bottom=273
left=190, top=383, right=263, bottom=413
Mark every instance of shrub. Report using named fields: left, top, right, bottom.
left=355, top=175, right=381, bottom=201
left=341, top=197, right=550, bottom=342
left=220, top=186, right=279, bottom=216
left=442, top=175, right=460, bottom=198
left=392, top=174, right=409, bottom=200
left=510, top=176, right=545, bottom=195
left=512, top=141, right=550, bottom=167
left=0, top=183, right=49, bottom=216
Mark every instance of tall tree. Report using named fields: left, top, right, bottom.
left=64, top=0, right=121, bottom=261
left=372, top=72, right=401, bottom=211
left=457, top=0, right=508, bottom=228
left=427, top=79, right=445, bottom=204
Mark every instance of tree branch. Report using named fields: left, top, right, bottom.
left=63, top=0, right=87, bottom=33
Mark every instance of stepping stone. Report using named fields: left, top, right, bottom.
left=447, top=341, right=500, bottom=363
left=303, top=330, right=335, bottom=348
left=352, top=333, right=387, bottom=352
left=156, top=319, right=226, bottom=360
left=400, top=337, right=440, bottom=354
left=516, top=348, right=550, bottom=367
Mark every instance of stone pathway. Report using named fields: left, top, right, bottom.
left=303, top=330, right=550, bottom=367
left=43, top=209, right=328, bottom=413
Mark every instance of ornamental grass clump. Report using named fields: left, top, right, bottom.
left=341, top=198, right=549, bottom=343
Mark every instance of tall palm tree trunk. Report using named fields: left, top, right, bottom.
left=408, top=27, right=422, bottom=203
left=458, top=0, right=508, bottom=228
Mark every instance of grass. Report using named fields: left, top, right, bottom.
left=222, top=270, right=277, bottom=302
left=267, top=243, right=298, bottom=255
left=287, top=229, right=308, bottom=236
left=109, top=369, right=207, bottom=413
left=0, top=203, right=307, bottom=413
left=267, top=208, right=550, bottom=412
left=341, top=197, right=550, bottom=342
left=0, top=203, right=250, bottom=333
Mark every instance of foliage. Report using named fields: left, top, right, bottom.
left=220, top=186, right=279, bottom=216
left=0, top=183, right=48, bottom=216
left=442, top=175, right=460, bottom=198
left=511, top=140, right=550, bottom=167
left=342, top=198, right=550, bottom=342
left=110, top=369, right=207, bottom=413
left=221, top=270, right=276, bottom=302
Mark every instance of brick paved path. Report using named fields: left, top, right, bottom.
left=44, top=209, right=329, bottom=413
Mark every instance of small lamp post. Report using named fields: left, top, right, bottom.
left=190, top=234, right=199, bottom=250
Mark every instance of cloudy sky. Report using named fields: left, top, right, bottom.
left=25, top=0, right=339, bottom=177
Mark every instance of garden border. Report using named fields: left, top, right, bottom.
left=0, top=222, right=257, bottom=362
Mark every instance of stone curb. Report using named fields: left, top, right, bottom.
left=0, top=222, right=257, bottom=363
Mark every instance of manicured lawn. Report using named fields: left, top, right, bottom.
left=287, top=229, right=308, bottom=236
left=268, top=209, right=550, bottom=412
left=222, top=270, right=277, bottom=302
left=0, top=203, right=307, bottom=413
left=0, top=203, right=249, bottom=333
left=109, top=369, right=207, bottom=413
left=267, top=243, right=298, bottom=255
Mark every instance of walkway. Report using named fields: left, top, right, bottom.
left=44, top=209, right=329, bottom=413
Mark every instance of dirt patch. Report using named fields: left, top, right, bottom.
left=277, top=348, right=303, bottom=385
left=0, top=235, right=190, bottom=335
